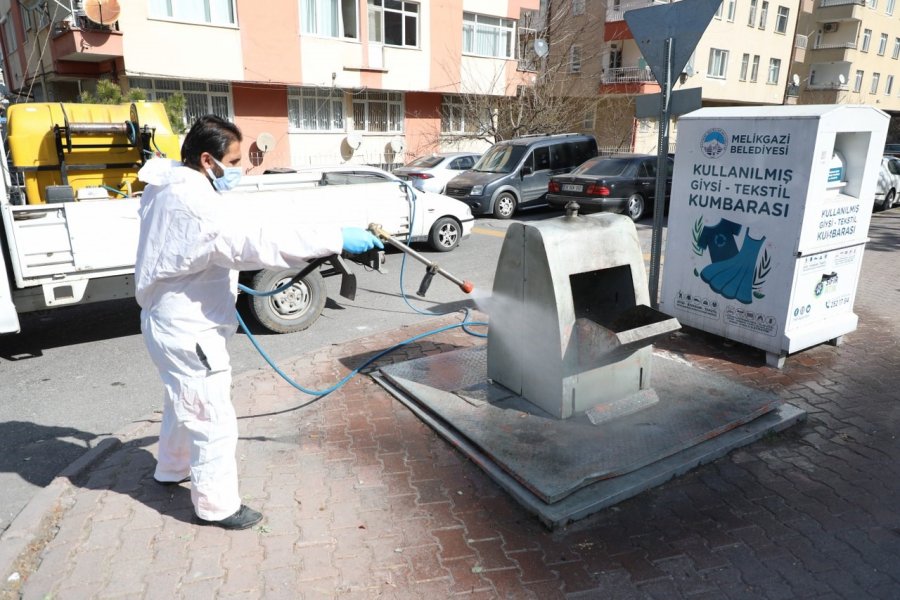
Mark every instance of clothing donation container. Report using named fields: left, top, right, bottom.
left=660, top=105, right=888, bottom=367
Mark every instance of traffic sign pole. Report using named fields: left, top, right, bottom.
left=648, top=38, right=673, bottom=308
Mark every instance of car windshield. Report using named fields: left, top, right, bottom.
left=472, top=145, right=527, bottom=173
left=574, top=158, right=631, bottom=177
left=406, top=155, right=444, bottom=168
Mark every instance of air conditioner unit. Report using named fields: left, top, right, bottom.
left=822, top=22, right=839, bottom=33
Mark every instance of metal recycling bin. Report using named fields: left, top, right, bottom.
left=660, top=105, right=889, bottom=367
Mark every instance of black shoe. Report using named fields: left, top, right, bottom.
left=197, top=505, right=262, bottom=530
left=153, top=476, right=190, bottom=486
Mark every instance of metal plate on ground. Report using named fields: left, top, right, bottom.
left=377, top=345, right=787, bottom=505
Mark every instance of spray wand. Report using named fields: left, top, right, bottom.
left=368, top=223, right=474, bottom=297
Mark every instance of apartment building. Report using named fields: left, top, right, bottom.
left=593, top=0, right=801, bottom=152
left=790, top=0, right=900, bottom=121
left=0, top=0, right=538, bottom=172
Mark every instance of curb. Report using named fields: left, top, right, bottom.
left=0, top=417, right=155, bottom=587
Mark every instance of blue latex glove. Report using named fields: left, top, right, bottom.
left=341, top=227, right=384, bottom=254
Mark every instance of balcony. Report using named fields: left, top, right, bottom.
left=600, top=66, right=659, bottom=94
left=816, top=0, right=865, bottom=21
left=606, top=0, right=671, bottom=22
left=50, top=18, right=123, bottom=63
left=602, top=66, right=655, bottom=84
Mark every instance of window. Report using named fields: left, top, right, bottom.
left=893, top=37, right=900, bottom=59
left=301, top=0, right=358, bottom=39
left=22, top=8, right=31, bottom=31
left=352, top=90, right=403, bottom=132
left=878, top=33, right=888, bottom=55
left=582, top=109, right=595, bottom=131
left=750, top=55, right=760, bottom=82
left=570, top=45, right=582, bottom=73
left=707, top=48, right=729, bottom=78
left=862, top=29, right=872, bottom=52
left=886, top=74, right=894, bottom=95
left=775, top=6, right=789, bottom=33
left=870, top=72, right=880, bottom=94
left=854, top=69, right=864, bottom=92
left=449, top=156, right=476, bottom=170
left=888, top=0, right=896, bottom=15
left=572, top=0, right=585, bottom=16
left=748, top=0, right=757, bottom=26
left=767, top=58, right=781, bottom=84
left=714, top=3, right=723, bottom=18
left=866, top=0, right=876, bottom=7
left=288, top=87, right=344, bottom=131
left=149, top=0, right=236, bottom=26
left=368, top=0, right=418, bottom=47
left=462, top=12, right=515, bottom=59
left=128, top=78, right=232, bottom=126
left=740, top=53, right=750, bottom=80
left=726, top=0, right=737, bottom=21
left=758, top=1, right=768, bottom=28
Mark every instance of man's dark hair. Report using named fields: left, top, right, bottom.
left=181, top=115, right=242, bottom=168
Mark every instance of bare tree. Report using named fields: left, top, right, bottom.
left=431, top=1, right=638, bottom=147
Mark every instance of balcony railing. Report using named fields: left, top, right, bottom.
left=606, top=0, right=671, bottom=22
left=819, top=0, right=863, bottom=7
left=602, top=66, right=656, bottom=84
left=812, top=41, right=857, bottom=49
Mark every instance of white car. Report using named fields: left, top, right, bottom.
left=232, top=164, right=474, bottom=252
left=392, top=152, right=481, bottom=194
left=874, top=156, right=900, bottom=212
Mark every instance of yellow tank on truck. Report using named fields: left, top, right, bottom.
left=6, top=102, right=181, bottom=204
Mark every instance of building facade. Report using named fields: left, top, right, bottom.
left=0, top=0, right=538, bottom=172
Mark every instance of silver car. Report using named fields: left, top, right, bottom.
left=393, top=152, right=481, bottom=194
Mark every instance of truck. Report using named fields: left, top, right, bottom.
left=0, top=102, right=474, bottom=335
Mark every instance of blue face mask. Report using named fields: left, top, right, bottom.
left=206, top=157, right=242, bottom=191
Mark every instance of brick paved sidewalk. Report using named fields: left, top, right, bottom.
left=3, top=212, right=899, bottom=599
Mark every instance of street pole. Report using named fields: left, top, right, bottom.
left=648, top=37, right=672, bottom=309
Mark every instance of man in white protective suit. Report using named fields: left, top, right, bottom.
left=135, top=115, right=383, bottom=530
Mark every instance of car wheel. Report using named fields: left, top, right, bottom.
left=626, top=193, right=646, bottom=221
left=493, top=192, right=517, bottom=219
left=429, top=217, right=461, bottom=252
left=882, top=189, right=896, bottom=211
left=248, top=267, right=326, bottom=334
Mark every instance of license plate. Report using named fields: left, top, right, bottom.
left=561, top=184, right=583, bottom=192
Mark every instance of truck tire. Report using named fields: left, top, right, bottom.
left=248, top=267, right=326, bottom=334
left=429, top=217, right=461, bottom=252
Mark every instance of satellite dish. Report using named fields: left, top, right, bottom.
left=533, top=39, right=549, bottom=58
left=256, top=132, right=275, bottom=153
left=838, top=73, right=847, bottom=85
left=389, top=136, right=404, bottom=153
left=83, top=0, right=121, bottom=25
left=346, top=132, right=362, bottom=149
left=792, top=74, right=800, bottom=86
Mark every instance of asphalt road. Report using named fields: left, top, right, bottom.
left=1, top=208, right=661, bottom=534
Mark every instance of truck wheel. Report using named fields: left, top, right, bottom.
left=493, top=192, right=517, bottom=219
left=248, top=267, right=326, bottom=334
left=882, top=189, right=896, bottom=211
left=429, top=217, right=461, bottom=252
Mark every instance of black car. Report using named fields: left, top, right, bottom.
left=547, top=153, right=674, bottom=221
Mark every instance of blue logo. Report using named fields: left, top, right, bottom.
left=700, top=128, right=727, bottom=158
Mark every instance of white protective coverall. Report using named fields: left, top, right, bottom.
left=135, top=159, right=342, bottom=521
